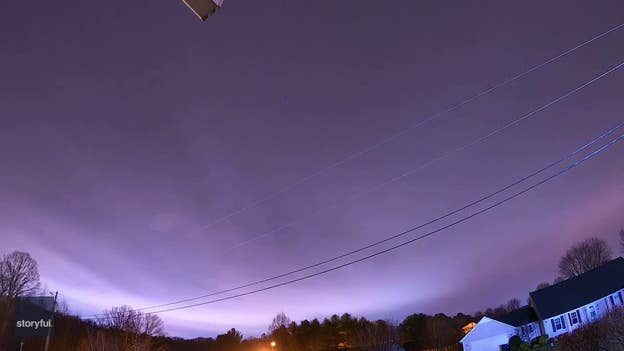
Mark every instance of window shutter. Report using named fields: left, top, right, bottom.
left=551, top=319, right=556, bottom=331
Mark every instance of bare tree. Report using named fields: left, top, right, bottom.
left=142, top=313, right=165, bottom=337
left=354, top=320, right=398, bottom=351
left=506, top=298, right=521, bottom=311
left=558, top=237, right=612, bottom=278
left=98, top=305, right=165, bottom=351
left=100, top=305, right=141, bottom=332
left=0, top=251, right=41, bottom=297
left=140, top=313, right=167, bottom=351
left=269, top=312, right=292, bottom=333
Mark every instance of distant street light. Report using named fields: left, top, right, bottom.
left=270, top=341, right=276, bottom=348
left=182, top=0, right=223, bottom=21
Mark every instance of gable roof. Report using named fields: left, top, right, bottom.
left=493, top=306, right=538, bottom=327
left=529, top=257, right=624, bottom=319
left=460, top=316, right=516, bottom=343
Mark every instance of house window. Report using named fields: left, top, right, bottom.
left=568, top=311, right=580, bottom=325
left=519, top=324, right=535, bottom=339
left=618, top=292, right=623, bottom=305
left=551, top=316, right=565, bottom=331
left=610, top=295, right=615, bottom=307
left=588, top=305, right=597, bottom=320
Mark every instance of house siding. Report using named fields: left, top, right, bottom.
left=541, top=288, right=624, bottom=338
left=461, top=317, right=516, bottom=351
left=515, top=322, right=541, bottom=341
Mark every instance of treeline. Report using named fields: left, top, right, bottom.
left=0, top=250, right=508, bottom=351
left=2, top=231, right=622, bottom=351
left=0, top=311, right=477, bottom=351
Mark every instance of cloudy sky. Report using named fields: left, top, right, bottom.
left=1, top=0, right=623, bottom=338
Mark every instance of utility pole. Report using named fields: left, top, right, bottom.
left=43, top=291, right=57, bottom=351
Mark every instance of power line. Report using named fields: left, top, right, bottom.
left=86, top=59, right=624, bottom=317
left=190, top=22, right=624, bottom=234
left=212, top=60, right=624, bottom=254
left=118, top=122, right=624, bottom=312
left=84, top=118, right=624, bottom=318
left=80, top=25, right=624, bottom=320
left=84, top=130, right=624, bottom=318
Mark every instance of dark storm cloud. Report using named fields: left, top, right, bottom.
left=1, top=0, right=623, bottom=338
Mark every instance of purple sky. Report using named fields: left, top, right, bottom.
left=1, top=0, right=623, bottom=339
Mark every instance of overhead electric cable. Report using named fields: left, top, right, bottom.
left=85, top=59, right=624, bottom=317
left=213, top=60, right=624, bottom=253
left=190, top=22, right=624, bottom=233
left=121, top=122, right=624, bottom=314
left=83, top=130, right=624, bottom=318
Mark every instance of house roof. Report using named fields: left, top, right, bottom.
left=460, top=316, right=516, bottom=343
left=492, top=306, right=538, bottom=327
left=529, top=257, right=624, bottom=319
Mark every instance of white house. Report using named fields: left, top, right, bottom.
left=460, top=306, right=540, bottom=351
left=461, top=257, right=624, bottom=351
left=529, top=256, right=624, bottom=338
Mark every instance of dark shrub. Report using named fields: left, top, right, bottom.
left=537, top=336, right=548, bottom=346
left=509, top=335, right=522, bottom=349
left=557, top=307, right=624, bottom=351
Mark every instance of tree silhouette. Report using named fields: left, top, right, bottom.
left=400, top=314, right=429, bottom=349
left=0, top=251, right=41, bottom=297
left=97, top=305, right=165, bottom=351
left=506, top=298, right=521, bottom=311
left=427, top=314, right=460, bottom=351
left=216, top=328, right=243, bottom=351
left=558, top=237, right=612, bottom=278
left=269, top=312, right=292, bottom=333
left=354, top=320, right=398, bottom=351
